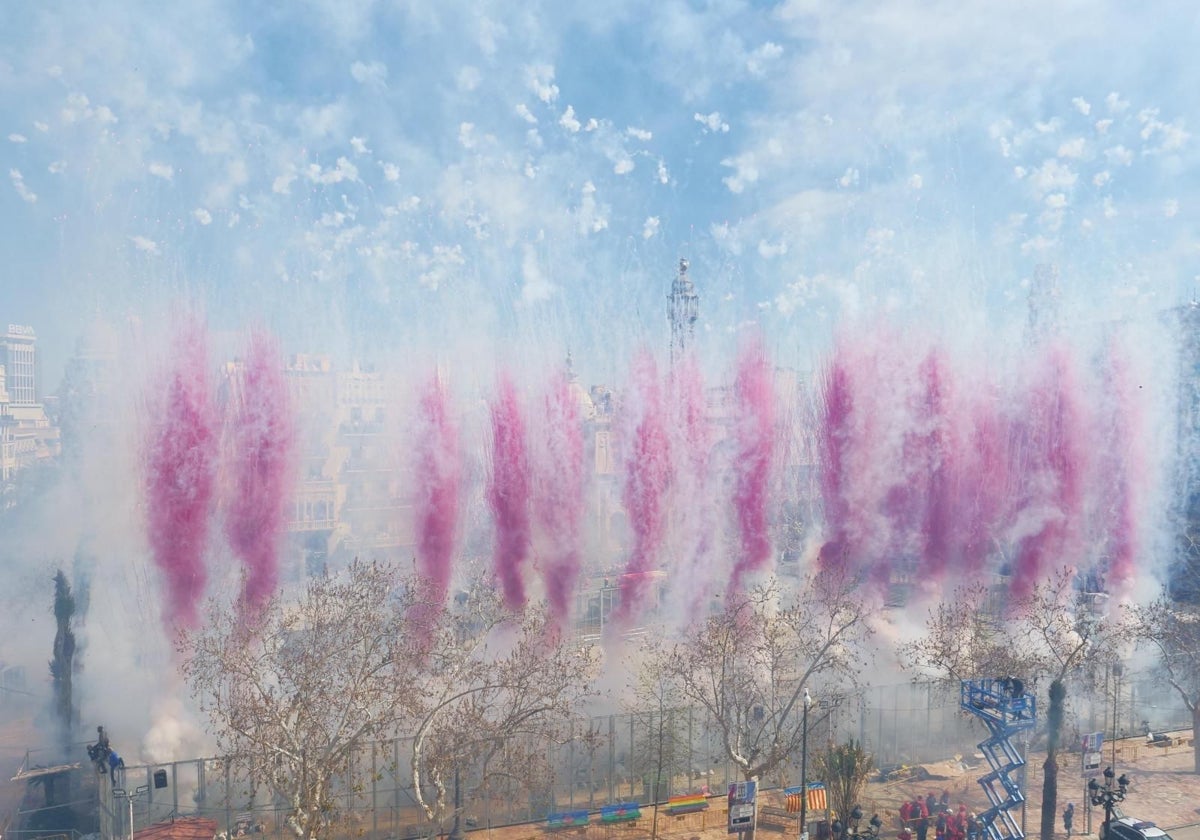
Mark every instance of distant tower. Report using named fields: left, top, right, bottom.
left=668, top=258, right=699, bottom=364
left=1028, top=263, right=1061, bottom=339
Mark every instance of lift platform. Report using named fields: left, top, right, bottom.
left=961, top=679, right=1037, bottom=840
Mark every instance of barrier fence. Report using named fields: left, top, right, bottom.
left=19, top=671, right=1192, bottom=840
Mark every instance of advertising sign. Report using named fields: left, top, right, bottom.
left=1081, top=731, right=1104, bottom=778
left=728, top=780, right=758, bottom=833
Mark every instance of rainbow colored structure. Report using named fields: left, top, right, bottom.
left=961, top=679, right=1037, bottom=840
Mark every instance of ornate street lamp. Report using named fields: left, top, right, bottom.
left=1087, top=766, right=1128, bottom=840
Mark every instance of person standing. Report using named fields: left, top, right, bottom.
left=1063, top=803, right=1075, bottom=838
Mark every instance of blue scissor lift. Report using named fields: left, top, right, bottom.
left=960, top=679, right=1037, bottom=840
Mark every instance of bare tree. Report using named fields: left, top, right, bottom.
left=1128, top=591, right=1200, bottom=773
left=644, top=571, right=872, bottom=784
left=183, top=562, right=598, bottom=840
left=407, top=587, right=597, bottom=830
left=899, top=569, right=1126, bottom=840
left=898, top=581, right=1027, bottom=685
left=182, top=559, right=421, bottom=840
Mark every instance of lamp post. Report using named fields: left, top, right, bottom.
left=800, top=690, right=812, bottom=840
left=113, top=784, right=149, bottom=840
left=1111, top=664, right=1123, bottom=767
left=1087, top=766, right=1128, bottom=840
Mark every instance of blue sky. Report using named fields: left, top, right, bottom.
left=2, top=0, right=1199, bottom=385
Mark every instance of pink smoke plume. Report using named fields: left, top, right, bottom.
left=1008, top=344, right=1087, bottom=599
left=615, top=351, right=673, bottom=625
left=488, top=373, right=532, bottom=610
left=669, top=352, right=714, bottom=614
left=223, top=331, right=296, bottom=618
left=1102, top=333, right=1149, bottom=598
left=533, top=369, right=585, bottom=634
left=144, top=320, right=217, bottom=632
left=413, top=374, right=460, bottom=619
left=914, top=350, right=960, bottom=586
left=959, top=378, right=1013, bottom=581
left=818, top=351, right=854, bottom=575
left=728, top=337, right=775, bottom=597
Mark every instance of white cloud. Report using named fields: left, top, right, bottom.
left=626, top=127, right=652, bottom=141
left=746, top=42, right=783, bottom=76
left=1045, top=192, right=1068, bottom=209
left=613, top=156, right=634, bottom=175
left=306, top=157, right=359, bottom=184
left=1103, top=196, right=1117, bottom=218
left=129, top=235, right=159, bottom=254
left=657, top=159, right=669, bottom=184
left=1105, top=92, right=1130, bottom=113
left=1095, top=119, right=1114, bottom=134
left=642, top=217, right=660, bottom=239
left=1072, top=97, right=1092, bottom=116
left=775, top=274, right=823, bottom=316
left=380, top=162, right=400, bottom=182
left=47, top=161, right=66, bottom=174
left=148, top=162, right=175, bottom=181
left=273, top=170, right=297, bottom=194
left=33, top=122, right=48, bottom=132
left=695, top=111, right=730, bottom=133
left=525, top=64, right=559, bottom=104
left=519, top=244, right=555, bottom=304
left=577, top=181, right=608, bottom=234
left=457, top=66, right=481, bottom=92
left=1057, top=138, right=1086, bottom=159
left=584, top=118, right=598, bottom=131
left=418, top=244, right=466, bottom=290
left=516, top=104, right=538, bottom=124
left=8, top=133, right=27, bottom=143
left=193, top=208, right=212, bottom=225
left=9, top=169, right=35, bottom=203
left=1093, top=171, right=1111, bottom=187
left=458, top=122, right=476, bottom=149
left=721, top=153, right=758, bottom=193
left=1105, top=145, right=1133, bottom=166
left=350, top=136, right=371, bottom=155
left=1164, top=199, right=1179, bottom=218
left=559, top=106, right=581, bottom=133
left=1029, top=159, right=1077, bottom=195
left=758, top=238, right=788, bottom=258
left=908, top=174, right=923, bottom=189
left=61, top=92, right=117, bottom=125
left=350, top=60, right=388, bottom=88
left=838, top=167, right=859, bottom=188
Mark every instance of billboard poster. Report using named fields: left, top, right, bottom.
left=728, top=780, right=758, bottom=834
left=1081, top=731, right=1104, bottom=778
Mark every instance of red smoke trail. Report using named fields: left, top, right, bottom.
left=728, top=337, right=775, bottom=597
left=224, top=331, right=296, bottom=617
left=960, top=380, right=1012, bottom=580
left=533, top=369, right=585, bottom=634
left=818, top=352, right=854, bottom=575
left=1009, top=345, right=1087, bottom=598
left=915, top=350, right=959, bottom=586
left=1103, top=335, right=1148, bottom=597
left=413, top=374, right=460, bottom=621
left=144, top=320, right=217, bottom=631
left=488, top=373, right=532, bottom=610
left=670, top=352, right=714, bottom=613
left=615, top=350, right=673, bottom=624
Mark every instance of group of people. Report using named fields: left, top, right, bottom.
left=897, top=792, right=980, bottom=840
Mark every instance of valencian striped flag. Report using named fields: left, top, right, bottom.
left=784, top=783, right=827, bottom=813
